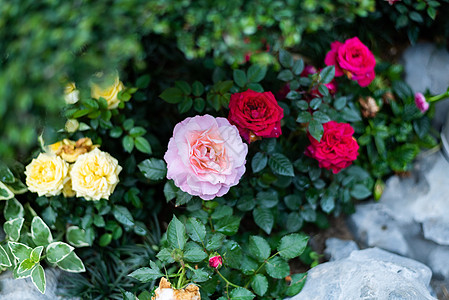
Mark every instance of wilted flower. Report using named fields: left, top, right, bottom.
left=359, top=96, right=380, bottom=118
left=414, top=92, right=429, bottom=113
left=48, top=138, right=99, bottom=163
left=152, top=277, right=200, bottom=300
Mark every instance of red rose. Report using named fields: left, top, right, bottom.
left=209, top=255, right=223, bottom=269
left=324, top=37, right=376, bottom=87
left=228, top=89, right=283, bottom=143
left=305, top=121, right=359, bottom=174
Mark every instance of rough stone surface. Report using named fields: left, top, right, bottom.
left=0, top=268, right=61, bottom=300
left=289, top=248, right=436, bottom=300
left=428, top=246, right=449, bottom=279
left=324, top=238, right=359, bottom=261
left=402, top=43, right=449, bottom=128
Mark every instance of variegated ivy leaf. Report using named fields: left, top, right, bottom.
left=8, top=241, right=32, bottom=262
left=17, top=258, right=36, bottom=274
left=0, top=245, right=12, bottom=267
left=31, top=246, right=44, bottom=263
left=46, top=242, right=74, bottom=264
left=31, top=216, right=53, bottom=247
left=0, top=181, right=14, bottom=200
left=3, top=217, right=24, bottom=242
left=56, top=251, right=85, bottom=273
left=66, top=226, right=90, bottom=247
left=31, top=264, right=46, bottom=294
left=4, top=198, right=24, bottom=220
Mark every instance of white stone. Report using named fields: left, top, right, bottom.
left=324, top=238, right=359, bottom=261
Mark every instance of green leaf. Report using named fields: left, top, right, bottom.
left=409, top=11, right=423, bottom=23
left=252, top=152, right=268, bottom=173
left=248, top=236, right=271, bottom=262
left=192, top=81, right=204, bottom=97
left=350, top=184, right=372, bottom=200
left=138, top=158, right=167, bottom=181
left=17, top=258, right=36, bottom=274
left=183, top=242, right=207, bottom=262
left=236, top=195, right=256, bottom=212
left=46, top=242, right=74, bottom=264
left=214, top=215, right=241, bottom=236
left=122, top=135, right=134, bottom=153
left=313, top=111, right=331, bottom=123
left=296, top=111, right=312, bottom=123
left=163, top=180, right=178, bottom=202
left=66, top=226, right=90, bottom=247
left=4, top=179, right=27, bottom=194
left=292, top=59, right=305, bottom=75
left=309, top=98, right=322, bottom=110
left=233, top=69, right=247, bottom=87
left=230, top=287, right=256, bottom=300
left=334, top=96, right=347, bottom=110
left=342, top=107, right=362, bottom=122
left=122, top=290, right=136, bottom=300
left=135, top=137, right=152, bottom=154
left=286, top=273, right=307, bottom=296
left=278, top=233, right=309, bottom=260
left=113, top=205, right=135, bottom=226
left=286, top=212, right=303, bottom=232
left=175, top=81, right=191, bottom=94
left=156, top=248, right=174, bottom=264
left=56, top=251, right=85, bottom=273
left=8, top=241, right=32, bottom=262
left=211, top=206, right=233, bottom=220
left=4, top=217, right=24, bottom=241
left=279, top=49, right=294, bottom=68
left=205, top=233, right=225, bottom=251
left=31, top=217, right=52, bottom=247
left=175, top=189, right=193, bottom=206
left=251, top=274, right=268, bottom=296
left=308, top=119, right=324, bottom=142
left=167, top=215, right=187, bottom=250
left=0, top=245, right=11, bottom=267
left=320, top=192, right=335, bottom=213
left=136, top=74, right=151, bottom=89
left=138, top=290, right=152, bottom=300
left=194, top=97, right=205, bottom=112
left=320, top=65, right=335, bottom=84
left=0, top=182, right=14, bottom=200
left=247, top=65, right=267, bottom=83
left=257, top=190, right=279, bottom=208
left=30, top=246, right=44, bottom=263
left=160, top=87, right=183, bottom=104
left=99, top=233, right=112, bottom=247
left=178, top=97, right=193, bottom=113
left=269, top=153, right=294, bottom=177
left=278, top=70, right=294, bottom=82
left=253, top=208, right=274, bottom=234
left=247, top=83, right=264, bottom=92
left=129, top=264, right=163, bottom=283
left=186, top=218, right=206, bottom=243
left=191, top=268, right=210, bottom=282
left=0, top=162, right=14, bottom=183
left=265, top=256, right=290, bottom=279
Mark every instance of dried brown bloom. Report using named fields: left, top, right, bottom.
left=359, top=96, right=380, bottom=118
left=382, top=92, right=395, bottom=104
left=48, top=138, right=99, bottom=163
left=152, top=277, right=201, bottom=300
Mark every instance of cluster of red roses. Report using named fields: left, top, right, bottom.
left=228, top=36, right=375, bottom=174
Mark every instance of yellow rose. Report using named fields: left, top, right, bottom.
left=25, top=153, right=69, bottom=197
left=64, top=82, right=80, bottom=105
left=91, top=75, right=124, bottom=109
left=62, top=166, right=76, bottom=198
left=70, top=148, right=122, bottom=200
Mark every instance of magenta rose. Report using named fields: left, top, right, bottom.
left=305, top=121, right=359, bottom=174
left=324, top=37, right=376, bottom=87
left=228, top=89, right=283, bottom=143
left=209, top=255, right=223, bottom=268
left=414, top=92, right=429, bottom=113
left=164, top=115, right=248, bottom=200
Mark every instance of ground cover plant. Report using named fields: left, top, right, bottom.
left=0, top=0, right=448, bottom=299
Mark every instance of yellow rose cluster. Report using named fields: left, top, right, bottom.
left=25, top=138, right=122, bottom=201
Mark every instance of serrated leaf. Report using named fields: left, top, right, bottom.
left=122, top=135, right=134, bottom=153
left=278, top=233, right=309, bottom=259
left=56, top=251, right=85, bottom=273
left=183, top=242, right=207, bottom=262
left=46, top=242, right=74, bottom=264
left=156, top=248, right=174, bottom=264
left=248, top=236, right=271, bottom=262
left=257, top=190, right=278, bottom=208
left=286, top=273, right=307, bottom=296
left=135, top=137, right=152, bottom=154
left=138, top=158, right=167, bottom=181
left=191, top=268, right=210, bottom=282
left=230, top=287, right=256, bottom=300
left=205, top=233, right=225, bottom=251
left=279, top=49, right=294, bottom=68
left=175, top=189, right=193, bottom=206
left=233, top=69, right=247, bottom=87
left=247, top=65, right=267, bottom=83
left=113, top=205, right=135, bottom=226
left=160, top=87, right=183, bottom=104
left=265, top=256, right=290, bottom=279
left=186, top=218, right=206, bottom=243
left=214, top=215, right=241, bottom=236
left=296, top=111, right=312, bottom=123
left=309, top=98, right=322, bottom=110
left=334, top=96, right=347, bottom=110
left=252, top=152, right=267, bottom=173
left=192, top=81, right=204, bottom=97
left=342, top=107, right=362, bottom=122
left=292, top=59, right=305, bottom=75
left=31, top=217, right=52, bottom=247
left=308, top=119, right=324, bottom=142
left=350, top=184, right=372, bottom=200
left=278, top=70, right=294, bottom=82
left=129, top=265, right=163, bottom=283
left=251, top=274, right=268, bottom=296
left=320, top=65, right=335, bottom=84
left=167, top=215, right=187, bottom=250
left=178, top=97, right=193, bottom=113
left=313, top=111, right=331, bottom=123
left=4, top=217, right=24, bottom=241
left=193, top=97, right=205, bottom=112
left=269, top=153, right=294, bottom=177
left=253, top=208, right=274, bottom=234
left=320, top=192, right=335, bottom=213
left=163, top=180, right=178, bottom=202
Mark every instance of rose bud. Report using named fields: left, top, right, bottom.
left=209, top=255, right=223, bottom=269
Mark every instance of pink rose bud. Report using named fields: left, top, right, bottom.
left=209, top=255, right=223, bottom=269
left=414, top=92, right=429, bottom=113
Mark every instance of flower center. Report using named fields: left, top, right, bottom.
left=189, top=128, right=227, bottom=174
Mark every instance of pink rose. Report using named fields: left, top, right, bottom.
left=305, top=121, right=359, bottom=174
left=414, top=92, right=429, bottom=113
left=209, top=255, right=223, bottom=268
left=164, top=115, right=248, bottom=200
left=325, top=37, right=376, bottom=87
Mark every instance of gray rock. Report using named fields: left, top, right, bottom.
left=289, top=248, right=436, bottom=300
left=423, top=219, right=449, bottom=246
left=324, top=238, right=359, bottom=261
left=428, top=246, right=449, bottom=279
left=0, top=268, right=61, bottom=300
